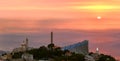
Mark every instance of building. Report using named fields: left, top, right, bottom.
left=10, top=38, right=35, bottom=61
left=22, top=53, right=33, bottom=61
left=1, top=53, right=12, bottom=60
left=62, top=40, right=89, bottom=55
left=12, top=38, right=33, bottom=53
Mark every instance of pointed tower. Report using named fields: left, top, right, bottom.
left=51, top=32, right=53, bottom=44
left=21, top=41, right=26, bottom=49
left=25, top=38, right=29, bottom=51
left=48, top=32, right=55, bottom=50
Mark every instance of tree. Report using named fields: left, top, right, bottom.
left=48, top=43, right=55, bottom=51
left=98, top=54, right=116, bottom=61
left=69, top=54, right=85, bottom=61
left=12, top=52, right=23, bottom=59
left=28, top=46, right=49, bottom=60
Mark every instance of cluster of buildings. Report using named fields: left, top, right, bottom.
left=0, top=32, right=100, bottom=61
left=0, top=38, right=34, bottom=61
left=13, top=38, right=33, bottom=53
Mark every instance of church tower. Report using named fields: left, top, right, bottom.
left=21, top=41, right=26, bottom=50
left=25, top=38, right=29, bottom=51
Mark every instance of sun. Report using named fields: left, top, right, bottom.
left=97, top=16, right=101, bottom=20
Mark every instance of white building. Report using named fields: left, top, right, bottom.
left=12, top=38, right=33, bottom=53
left=22, top=53, right=33, bottom=61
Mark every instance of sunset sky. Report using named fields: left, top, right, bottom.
left=0, top=0, right=120, bottom=60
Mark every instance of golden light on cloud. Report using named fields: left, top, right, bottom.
left=71, top=5, right=120, bottom=12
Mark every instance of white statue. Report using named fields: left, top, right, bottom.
left=96, top=48, right=99, bottom=54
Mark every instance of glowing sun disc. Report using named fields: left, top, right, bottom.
left=97, top=16, right=101, bottom=19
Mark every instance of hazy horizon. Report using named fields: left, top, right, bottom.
left=0, top=0, right=120, bottom=60
left=0, top=28, right=120, bottom=60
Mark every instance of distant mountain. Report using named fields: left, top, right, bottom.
left=0, top=50, right=6, bottom=56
